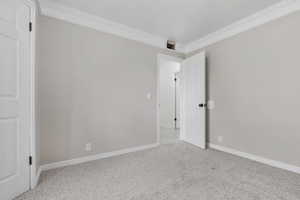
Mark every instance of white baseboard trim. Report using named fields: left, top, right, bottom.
left=32, top=167, right=42, bottom=188
left=41, top=143, right=159, bottom=171
left=209, top=143, right=300, bottom=174
left=182, top=139, right=206, bottom=149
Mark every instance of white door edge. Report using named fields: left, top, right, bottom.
left=24, top=0, right=38, bottom=189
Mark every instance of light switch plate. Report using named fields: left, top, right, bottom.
left=146, top=92, right=152, bottom=100
left=207, top=100, right=215, bottom=109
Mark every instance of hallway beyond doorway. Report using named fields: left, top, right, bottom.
left=160, top=127, right=180, bottom=144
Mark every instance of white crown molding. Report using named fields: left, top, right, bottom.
left=185, top=0, right=300, bottom=53
left=38, top=0, right=300, bottom=54
left=209, top=143, right=300, bottom=175
left=40, top=143, right=159, bottom=171
left=38, top=0, right=186, bottom=53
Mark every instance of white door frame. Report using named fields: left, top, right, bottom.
left=156, top=54, right=183, bottom=144
left=22, top=0, right=38, bottom=189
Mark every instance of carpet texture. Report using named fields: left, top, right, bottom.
left=16, top=142, right=300, bottom=200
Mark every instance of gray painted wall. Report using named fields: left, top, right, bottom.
left=190, top=12, right=300, bottom=167
left=38, top=16, right=183, bottom=165
left=39, top=11, right=300, bottom=168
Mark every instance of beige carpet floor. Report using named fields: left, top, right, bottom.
left=16, top=142, right=300, bottom=200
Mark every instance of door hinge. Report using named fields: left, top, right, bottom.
left=29, top=156, right=32, bottom=165
left=29, top=22, right=32, bottom=32
left=174, top=118, right=177, bottom=121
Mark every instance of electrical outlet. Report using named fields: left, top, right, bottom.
left=217, top=136, right=223, bottom=143
left=85, top=143, right=92, bottom=152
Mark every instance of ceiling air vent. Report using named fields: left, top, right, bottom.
left=167, top=40, right=176, bottom=50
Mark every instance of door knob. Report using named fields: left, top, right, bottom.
left=199, top=103, right=206, bottom=108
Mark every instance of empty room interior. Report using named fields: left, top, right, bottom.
left=1, top=0, right=300, bottom=199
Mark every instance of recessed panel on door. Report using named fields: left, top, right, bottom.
left=0, top=119, right=18, bottom=181
left=0, top=34, right=17, bottom=97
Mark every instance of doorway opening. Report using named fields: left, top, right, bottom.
left=157, top=54, right=182, bottom=144
left=157, top=52, right=207, bottom=148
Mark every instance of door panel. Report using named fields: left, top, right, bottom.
left=0, top=1, right=17, bottom=23
left=0, top=119, right=18, bottom=180
left=181, top=52, right=206, bottom=149
left=0, top=33, right=17, bottom=96
left=0, top=1, right=31, bottom=199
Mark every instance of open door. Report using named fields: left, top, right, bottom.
left=0, top=1, right=31, bottom=199
left=181, top=52, right=206, bottom=149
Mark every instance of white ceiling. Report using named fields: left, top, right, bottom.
left=45, top=0, right=282, bottom=44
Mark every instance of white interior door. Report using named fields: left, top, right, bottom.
left=0, top=1, right=31, bottom=199
left=181, top=52, right=206, bottom=149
